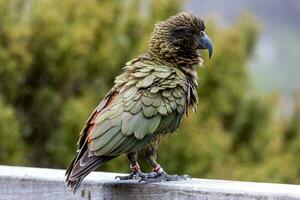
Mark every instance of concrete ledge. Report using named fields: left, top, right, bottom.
left=0, top=165, right=300, bottom=200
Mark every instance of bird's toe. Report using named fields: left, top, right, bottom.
left=139, top=171, right=191, bottom=183
left=116, top=171, right=155, bottom=180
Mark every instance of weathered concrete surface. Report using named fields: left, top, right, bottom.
left=0, top=165, right=300, bottom=200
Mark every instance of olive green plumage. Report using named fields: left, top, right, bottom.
left=66, top=12, right=212, bottom=192
left=89, top=57, right=191, bottom=154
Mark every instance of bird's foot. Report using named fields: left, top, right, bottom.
left=115, top=171, right=156, bottom=180
left=139, top=171, right=191, bottom=182
left=139, top=165, right=191, bottom=183
left=115, top=163, right=155, bottom=180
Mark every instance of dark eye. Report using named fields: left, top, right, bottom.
left=185, top=29, right=192, bottom=35
left=200, top=31, right=205, bottom=36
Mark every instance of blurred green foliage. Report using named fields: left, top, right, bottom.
left=0, top=0, right=299, bottom=183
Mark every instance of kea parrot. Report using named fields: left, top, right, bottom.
left=65, top=12, right=213, bottom=192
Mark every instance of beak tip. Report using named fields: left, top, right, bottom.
left=208, top=48, right=213, bottom=59
left=205, top=39, right=213, bottom=59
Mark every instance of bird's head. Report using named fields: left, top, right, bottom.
left=149, top=12, right=213, bottom=67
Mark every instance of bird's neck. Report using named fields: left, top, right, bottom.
left=148, top=45, right=202, bottom=66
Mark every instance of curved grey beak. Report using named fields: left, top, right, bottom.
left=200, top=32, right=213, bottom=58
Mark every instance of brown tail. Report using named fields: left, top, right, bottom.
left=65, top=148, right=115, bottom=193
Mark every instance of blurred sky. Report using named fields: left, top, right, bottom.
left=186, top=0, right=300, bottom=100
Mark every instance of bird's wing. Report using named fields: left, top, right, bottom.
left=87, top=59, right=188, bottom=156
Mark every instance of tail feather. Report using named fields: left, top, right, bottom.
left=65, top=93, right=119, bottom=193
left=65, top=150, right=115, bottom=193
